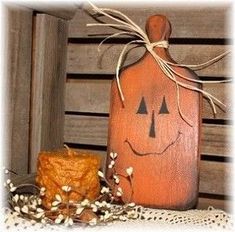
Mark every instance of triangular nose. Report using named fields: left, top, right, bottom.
left=149, top=110, right=156, bottom=138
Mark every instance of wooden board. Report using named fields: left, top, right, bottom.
left=64, top=115, right=231, bottom=157
left=197, top=197, right=232, bottom=212
left=66, top=44, right=231, bottom=77
left=30, top=14, right=68, bottom=173
left=199, top=160, right=232, bottom=196
left=18, top=2, right=78, bottom=20
left=201, top=124, right=232, bottom=156
left=69, top=7, right=230, bottom=39
left=65, top=80, right=231, bottom=120
left=6, top=7, right=33, bottom=174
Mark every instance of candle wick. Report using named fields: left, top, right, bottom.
left=64, top=144, right=73, bottom=156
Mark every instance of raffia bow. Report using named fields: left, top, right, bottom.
left=86, top=1, right=231, bottom=126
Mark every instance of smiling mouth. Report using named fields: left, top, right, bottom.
left=125, top=131, right=182, bottom=156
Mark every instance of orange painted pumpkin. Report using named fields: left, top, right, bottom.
left=106, top=15, right=202, bottom=209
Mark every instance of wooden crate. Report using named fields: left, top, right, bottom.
left=5, top=3, right=232, bottom=212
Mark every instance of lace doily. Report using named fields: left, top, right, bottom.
left=3, top=206, right=233, bottom=231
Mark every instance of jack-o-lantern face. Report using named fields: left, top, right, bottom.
left=125, top=96, right=182, bottom=156
left=107, top=51, right=201, bottom=210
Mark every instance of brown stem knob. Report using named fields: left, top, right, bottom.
left=145, top=15, right=171, bottom=42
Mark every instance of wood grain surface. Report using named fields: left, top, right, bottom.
left=199, top=160, right=232, bottom=196
left=197, top=197, right=232, bottom=212
left=6, top=7, right=33, bottom=174
left=65, top=80, right=232, bottom=120
left=66, top=44, right=231, bottom=77
left=30, top=14, right=68, bottom=173
left=69, top=6, right=230, bottom=38
left=18, top=2, right=78, bottom=20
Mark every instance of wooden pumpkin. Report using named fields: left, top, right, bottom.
left=106, top=15, right=202, bottom=210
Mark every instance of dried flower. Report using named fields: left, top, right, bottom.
left=127, top=210, right=138, bottom=218
left=108, top=160, right=115, bottom=169
left=6, top=179, right=11, bottom=184
left=106, top=203, right=111, bottom=208
left=12, top=194, right=19, bottom=203
left=104, top=211, right=113, bottom=220
left=64, top=216, right=73, bottom=226
left=110, top=152, right=118, bottom=160
left=101, top=186, right=110, bottom=194
left=40, top=187, right=46, bottom=196
left=36, top=208, right=44, bottom=213
left=128, top=202, right=135, bottom=207
left=55, top=194, right=62, bottom=202
left=14, top=206, right=20, bottom=213
left=76, top=207, right=84, bottom=215
left=4, top=169, right=9, bottom=174
left=113, top=175, right=120, bottom=184
left=52, top=200, right=60, bottom=207
left=51, top=206, right=58, bottom=211
left=30, top=220, right=36, bottom=225
left=62, top=185, right=71, bottom=192
left=97, top=171, right=104, bottom=178
left=10, top=186, right=17, bottom=192
left=119, top=215, right=127, bottom=221
left=116, top=187, right=123, bottom=197
left=81, top=199, right=90, bottom=207
left=34, top=212, right=45, bottom=219
left=101, top=200, right=108, bottom=207
left=55, top=214, right=64, bottom=224
left=95, top=201, right=101, bottom=207
left=37, top=199, right=42, bottom=205
left=110, top=152, right=114, bottom=159
left=126, top=167, right=133, bottom=176
left=21, top=205, right=29, bottom=214
left=41, top=218, right=46, bottom=224
left=89, top=218, right=97, bottom=226
left=91, top=204, right=98, bottom=212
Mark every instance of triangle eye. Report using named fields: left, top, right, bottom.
left=136, top=97, right=148, bottom=114
left=159, top=96, right=169, bottom=114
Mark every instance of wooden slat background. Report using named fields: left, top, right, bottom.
left=6, top=7, right=33, bottom=174
left=30, top=14, right=68, bottom=173
left=67, top=44, right=231, bottom=77
left=64, top=5, right=232, bottom=211
left=69, top=7, right=230, bottom=39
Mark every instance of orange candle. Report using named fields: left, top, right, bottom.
left=35, top=147, right=101, bottom=209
